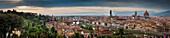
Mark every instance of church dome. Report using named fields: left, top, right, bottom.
left=144, top=10, right=149, bottom=16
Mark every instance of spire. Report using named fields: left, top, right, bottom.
left=135, top=11, right=137, bottom=16
left=52, top=14, right=53, bottom=17
left=145, top=10, right=148, bottom=13
left=13, top=9, right=16, bottom=11
left=12, top=9, right=17, bottom=13
left=13, top=9, right=15, bottom=11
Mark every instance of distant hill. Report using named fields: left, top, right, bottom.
left=155, top=11, right=170, bottom=17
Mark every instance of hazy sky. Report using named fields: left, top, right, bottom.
left=0, top=0, right=170, bottom=16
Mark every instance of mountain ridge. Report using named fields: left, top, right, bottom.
left=154, top=11, right=170, bottom=17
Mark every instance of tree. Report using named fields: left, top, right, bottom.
left=44, top=27, right=49, bottom=31
left=12, top=34, right=19, bottom=38
left=90, top=31, right=94, bottom=38
left=97, top=35, right=112, bottom=38
left=0, top=14, right=23, bottom=38
left=23, top=20, right=28, bottom=27
left=80, top=25, right=84, bottom=28
left=0, top=10, right=3, bottom=13
left=27, top=27, right=39, bottom=38
left=56, top=35, right=64, bottom=38
left=39, top=20, right=44, bottom=24
left=119, top=28, right=124, bottom=38
left=51, top=26, right=57, bottom=37
left=38, top=28, right=44, bottom=38
left=51, top=26, right=56, bottom=33
left=88, top=26, right=93, bottom=30
left=57, top=19, right=62, bottom=22
left=72, top=32, right=84, bottom=38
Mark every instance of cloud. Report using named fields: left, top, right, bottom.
left=0, top=0, right=169, bottom=16
left=0, top=6, right=166, bottom=16
left=0, top=0, right=170, bottom=10
left=0, top=0, right=21, bottom=1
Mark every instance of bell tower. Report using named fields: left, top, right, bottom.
left=110, top=10, right=112, bottom=18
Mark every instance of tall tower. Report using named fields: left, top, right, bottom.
left=132, top=11, right=137, bottom=19
left=110, top=10, right=112, bottom=18
left=135, top=11, right=137, bottom=16
left=52, top=14, right=54, bottom=18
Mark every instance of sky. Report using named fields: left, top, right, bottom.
left=0, top=0, right=170, bottom=16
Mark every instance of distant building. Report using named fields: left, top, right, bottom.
left=132, top=11, right=137, bottom=19
left=144, top=10, right=149, bottom=17
left=109, top=10, right=119, bottom=18
left=12, top=9, right=17, bottom=13
left=24, top=12, right=38, bottom=16
left=135, top=11, right=137, bottom=16
left=110, top=10, right=112, bottom=18
left=0, top=10, right=3, bottom=13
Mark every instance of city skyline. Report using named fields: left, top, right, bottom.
left=1, top=0, right=170, bottom=38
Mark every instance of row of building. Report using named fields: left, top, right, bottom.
left=45, top=10, right=170, bottom=38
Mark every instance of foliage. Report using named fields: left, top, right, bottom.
left=57, top=19, right=62, bottom=22
left=80, top=25, right=93, bottom=30
left=12, top=34, right=19, bottom=38
left=113, top=30, right=119, bottom=35
left=124, top=30, right=145, bottom=34
left=0, top=14, right=23, bottom=38
left=56, top=35, right=64, bottom=38
left=124, top=30, right=159, bottom=36
left=51, top=26, right=57, bottom=33
left=23, top=20, right=28, bottom=27
left=90, top=31, right=94, bottom=38
left=97, top=35, right=112, bottom=38
left=119, top=28, right=124, bottom=38
left=72, top=32, right=84, bottom=38
left=0, top=11, right=61, bottom=38
left=146, top=33, right=160, bottom=36
left=27, top=27, right=39, bottom=37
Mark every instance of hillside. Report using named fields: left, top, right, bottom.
left=155, top=11, right=170, bottom=17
